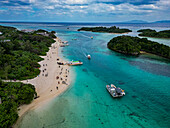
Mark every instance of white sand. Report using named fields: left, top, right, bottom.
left=17, top=38, right=72, bottom=119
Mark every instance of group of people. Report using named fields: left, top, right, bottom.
left=56, top=63, right=70, bottom=91
left=42, top=64, right=48, bottom=77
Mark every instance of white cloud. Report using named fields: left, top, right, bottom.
left=157, top=0, right=170, bottom=6
left=29, top=0, right=35, bottom=3
left=140, top=4, right=159, bottom=9
left=64, top=0, right=88, bottom=4
left=1, top=0, right=9, bottom=4
left=90, top=3, right=115, bottom=13
left=155, top=0, right=170, bottom=10
left=2, top=0, right=169, bottom=20
left=44, top=5, right=55, bottom=9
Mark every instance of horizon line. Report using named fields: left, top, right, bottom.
left=0, top=20, right=170, bottom=24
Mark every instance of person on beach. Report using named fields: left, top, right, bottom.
left=56, top=86, right=58, bottom=90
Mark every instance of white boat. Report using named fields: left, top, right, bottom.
left=87, top=54, right=91, bottom=59
left=106, top=84, right=125, bottom=98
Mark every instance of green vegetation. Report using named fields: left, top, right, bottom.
left=137, top=29, right=170, bottom=38
left=0, top=25, right=56, bottom=127
left=0, top=25, right=56, bottom=80
left=107, top=36, right=170, bottom=59
left=0, top=80, right=37, bottom=128
left=78, top=26, right=132, bottom=33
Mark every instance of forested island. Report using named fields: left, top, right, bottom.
left=78, top=26, right=132, bottom=33
left=137, top=29, right=170, bottom=38
left=107, top=36, right=170, bottom=59
left=0, top=25, right=56, bottom=127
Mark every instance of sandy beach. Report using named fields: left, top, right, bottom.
left=14, top=37, right=72, bottom=126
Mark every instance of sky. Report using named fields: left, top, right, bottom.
left=0, top=0, right=170, bottom=22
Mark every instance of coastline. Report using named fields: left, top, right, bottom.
left=139, top=35, right=170, bottom=39
left=110, top=32, right=129, bottom=34
left=14, top=37, right=73, bottom=127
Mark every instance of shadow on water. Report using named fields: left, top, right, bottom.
left=128, top=54, right=170, bottom=77
left=129, top=60, right=170, bottom=77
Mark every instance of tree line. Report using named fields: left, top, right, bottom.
left=138, top=29, right=170, bottom=38
left=78, top=26, right=132, bottom=33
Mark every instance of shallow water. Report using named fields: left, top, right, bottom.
left=1, top=22, right=170, bottom=128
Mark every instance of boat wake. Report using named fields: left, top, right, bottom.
left=80, top=34, right=91, bottom=39
left=81, top=47, right=89, bottom=58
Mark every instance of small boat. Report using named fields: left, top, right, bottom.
left=63, top=41, right=68, bottom=44
left=60, top=44, right=65, bottom=47
left=67, top=61, right=83, bottom=66
left=106, top=84, right=125, bottom=98
left=72, top=38, right=77, bottom=40
left=57, top=62, right=64, bottom=65
left=87, top=54, right=91, bottom=59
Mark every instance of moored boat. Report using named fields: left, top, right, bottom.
left=67, top=60, right=83, bottom=66
left=106, top=84, right=125, bottom=98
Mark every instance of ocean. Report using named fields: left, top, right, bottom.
left=1, top=22, right=170, bottom=128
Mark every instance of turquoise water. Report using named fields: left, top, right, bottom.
left=1, top=23, right=170, bottom=128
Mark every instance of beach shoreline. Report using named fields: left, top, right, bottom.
left=14, top=37, right=72, bottom=127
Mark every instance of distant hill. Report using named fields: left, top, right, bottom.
left=114, top=20, right=170, bottom=24
left=115, top=20, right=148, bottom=23
left=125, top=20, right=148, bottom=23
left=153, top=20, right=170, bottom=23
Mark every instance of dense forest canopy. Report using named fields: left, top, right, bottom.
left=0, top=25, right=56, bottom=80
left=0, top=25, right=56, bottom=127
left=137, top=29, right=170, bottom=38
left=78, top=26, right=132, bottom=33
left=0, top=80, right=37, bottom=128
left=107, top=36, right=170, bottom=59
